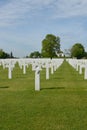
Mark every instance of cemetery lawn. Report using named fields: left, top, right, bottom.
left=0, top=60, right=87, bottom=130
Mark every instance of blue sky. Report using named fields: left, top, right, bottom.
left=0, top=0, right=87, bottom=57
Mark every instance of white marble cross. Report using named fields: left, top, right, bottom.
left=84, top=64, right=87, bottom=80
left=46, top=62, right=49, bottom=80
left=35, top=66, right=41, bottom=91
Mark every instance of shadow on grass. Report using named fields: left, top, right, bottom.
left=41, top=87, right=65, bottom=90
left=0, top=86, right=9, bottom=89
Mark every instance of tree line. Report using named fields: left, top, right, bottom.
left=0, top=34, right=87, bottom=59
left=29, top=34, right=87, bottom=59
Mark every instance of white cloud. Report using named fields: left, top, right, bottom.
left=0, top=0, right=54, bottom=26
left=53, top=0, right=87, bottom=18
left=0, top=0, right=87, bottom=26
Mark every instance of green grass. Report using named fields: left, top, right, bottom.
left=0, top=60, right=87, bottom=130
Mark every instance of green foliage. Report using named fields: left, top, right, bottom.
left=29, top=51, right=41, bottom=58
left=71, top=43, right=85, bottom=59
left=41, top=34, right=60, bottom=58
left=0, top=49, right=14, bottom=58
left=0, top=49, right=10, bottom=58
left=84, top=52, right=87, bottom=59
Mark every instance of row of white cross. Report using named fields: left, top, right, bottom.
left=66, top=59, right=87, bottom=80
left=0, top=58, right=64, bottom=91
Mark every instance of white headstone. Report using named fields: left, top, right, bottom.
left=46, top=63, right=49, bottom=80
left=8, top=66, right=12, bottom=79
left=23, top=63, right=26, bottom=74
left=51, top=63, right=54, bottom=74
left=35, top=66, right=40, bottom=91
left=84, top=64, right=87, bottom=80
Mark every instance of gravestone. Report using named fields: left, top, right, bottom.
left=84, top=64, right=87, bottom=80
left=32, top=63, right=42, bottom=91
left=35, top=66, right=41, bottom=91
left=46, top=62, right=49, bottom=80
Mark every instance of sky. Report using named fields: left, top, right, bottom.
left=0, top=0, right=87, bottom=57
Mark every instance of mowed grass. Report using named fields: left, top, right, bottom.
left=0, top=60, right=87, bottom=130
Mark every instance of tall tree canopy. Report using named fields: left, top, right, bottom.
left=71, top=43, right=85, bottom=59
left=41, top=34, right=60, bottom=58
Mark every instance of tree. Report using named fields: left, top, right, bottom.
left=84, top=52, right=87, bottom=59
left=41, top=34, right=60, bottom=58
left=10, top=52, right=14, bottom=58
left=71, top=43, right=85, bottom=59
left=0, top=49, right=12, bottom=58
left=0, top=49, right=4, bottom=58
left=0, top=49, right=9, bottom=58
left=29, top=51, right=41, bottom=58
